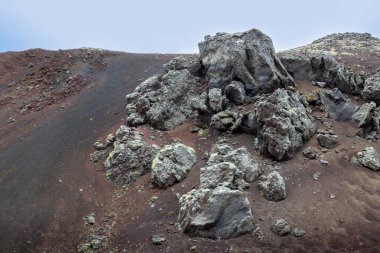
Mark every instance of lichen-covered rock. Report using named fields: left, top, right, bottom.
left=225, top=81, right=246, bottom=105
left=163, top=55, right=201, bottom=76
left=251, top=89, right=316, bottom=160
left=104, top=126, right=160, bottom=186
left=272, top=219, right=291, bottom=236
left=278, top=51, right=365, bottom=95
left=126, top=69, right=199, bottom=130
left=199, top=29, right=294, bottom=95
left=316, top=133, right=339, bottom=149
left=351, top=146, right=380, bottom=171
left=151, top=143, right=197, bottom=188
left=351, top=102, right=380, bottom=139
left=208, top=88, right=227, bottom=112
left=210, top=110, right=242, bottom=132
left=207, top=144, right=260, bottom=182
left=362, top=71, right=380, bottom=105
left=177, top=186, right=254, bottom=239
left=258, top=171, right=286, bottom=201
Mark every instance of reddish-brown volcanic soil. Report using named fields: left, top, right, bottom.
left=0, top=49, right=176, bottom=252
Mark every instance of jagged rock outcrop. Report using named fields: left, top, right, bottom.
left=125, top=69, right=200, bottom=130
left=258, top=170, right=287, bottom=201
left=319, top=88, right=359, bottom=121
left=199, top=29, right=294, bottom=95
left=163, top=55, right=201, bottom=76
left=351, top=146, right=380, bottom=171
left=243, top=89, right=316, bottom=160
left=351, top=102, right=380, bottom=139
left=150, top=143, right=197, bottom=188
left=362, top=71, right=380, bottom=105
left=279, top=51, right=365, bottom=94
left=104, top=126, right=160, bottom=186
left=177, top=186, right=254, bottom=239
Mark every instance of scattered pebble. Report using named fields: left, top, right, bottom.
left=320, top=159, right=329, bottom=166
left=152, top=234, right=166, bottom=245
left=313, top=172, right=321, bottom=180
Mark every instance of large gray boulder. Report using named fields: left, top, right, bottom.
left=177, top=186, right=254, bottom=239
left=351, top=102, right=380, bottom=139
left=362, top=71, right=380, bottom=105
left=104, top=126, right=160, bottom=186
left=245, top=89, right=317, bottom=160
left=351, top=146, right=380, bottom=171
left=319, top=88, right=359, bottom=121
left=258, top=171, right=287, bottom=201
left=199, top=29, right=294, bottom=95
left=126, top=69, right=199, bottom=130
left=151, top=143, right=197, bottom=188
left=279, top=51, right=365, bottom=94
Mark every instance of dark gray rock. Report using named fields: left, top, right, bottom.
left=208, top=88, right=227, bottom=112
left=90, top=150, right=110, bottom=163
left=177, top=186, right=254, bottom=239
left=258, top=171, right=286, bottom=201
left=126, top=70, right=199, bottom=130
left=362, top=71, right=380, bottom=105
left=152, top=234, right=167, bottom=245
left=279, top=51, right=365, bottom=95
left=163, top=55, right=201, bottom=76
left=303, top=146, right=317, bottom=159
left=351, top=102, right=380, bottom=139
left=151, top=143, right=197, bottom=188
left=251, top=89, right=316, bottom=160
left=319, top=88, right=359, bottom=121
left=351, top=146, right=380, bottom=171
left=104, top=126, right=160, bottom=186
left=210, top=110, right=242, bottom=132
left=225, top=81, right=246, bottom=105
left=316, top=133, right=339, bottom=149
left=292, top=228, right=306, bottom=237
left=199, top=29, right=294, bottom=95
left=272, top=219, right=290, bottom=236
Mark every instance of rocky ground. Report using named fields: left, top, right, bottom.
left=1, top=30, right=380, bottom=253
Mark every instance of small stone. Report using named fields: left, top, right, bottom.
left=190, top=245, right=197, bottom=251
left=313, top=172, right=321, bottom=180
left=303, top=147, right=317, bottom=159
left=320, top=159, right=329, bottom=166
left=291, top=228, right=305, bottom=237
left=190, top=127, right=200, bottom=133
left=58, top=179, right=63, bottom=183
left=272, top=219, right=290, bottom=236
left=84, top=214, right=96, bottom=225
left=152, top=234, right=166, bottom=245
left=329, top=194, right=336, bottom=199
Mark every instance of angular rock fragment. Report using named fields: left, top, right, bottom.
left=177, top=186, right=254, bottom=239
left=303, top=146, right=317, bottom=159
left=163, top=55, right=201, bottom=76
left=351, top=102, right=380, bottom=139
left=225, top=81, right=246, bottom=105
left=316, top=133, right=339, bottom=149
left=258, top=171, right=286, bottom=201
left=208, top=88, right=227, bottom=112
left=151, top=143, right=197, bottom=188
left=362, top=71, right=380, bottom=105
left=104, top=126, right=160, bottom=186
left=272, top=219, right=290, bottom=236
left=210, top=110, right=242, bottom=132
left=351, top=146, right=380, bottom=171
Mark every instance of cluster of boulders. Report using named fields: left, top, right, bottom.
left=177, top=142, right=287, bottom=239
left=124, top=29, right=317, bottom=160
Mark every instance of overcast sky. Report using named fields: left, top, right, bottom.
left=1, top=0, right=380, bottom=53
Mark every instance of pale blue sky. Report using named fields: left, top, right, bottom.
left=1, top=0, right=380, bottom=53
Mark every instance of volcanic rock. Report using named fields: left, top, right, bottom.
left=208, top=88, right=227, bottom=112
left=104, top=126, right=160, bottom=186
left=351, top=146, right=380, bottom=171
left=151, top=143, right=197, bottom=188
left=303, top=146, right=317, bottom=159
left=163, top=55, right=201, bottom=76
left=225, top=81, right=246, bottom=105
left=351, top=102, right=380, bottom=139
left=319, top=88, right=359, bottom=121
left=199, top=29, right=294, bottom=95
left=210, top=110, right=242, bottom=132
left=177, top=186, right=254, bottom=239
left=272, top=219, right=291, bottom=236
left=258, top=170, right=287, bottom=201
left=316, top=133, right=339, bottom=149
left=126, top=69, right=199, bottom=130
left=362, top=71, right=380, bottom=104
